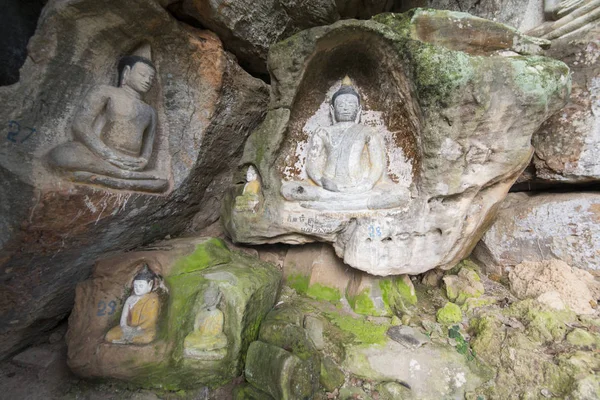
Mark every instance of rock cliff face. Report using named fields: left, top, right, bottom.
left=222, top=9, right=570, bottom=276
left=0, top=0, right=268, bottom=358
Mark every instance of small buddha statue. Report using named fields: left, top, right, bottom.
left=48, top=55, right=168, bottom=193
left=234, top=165, right=262, bottom=212
left=183, top=286, right=228, bottom=360
left=105, top=265, right=160, bottom=345
left=281, top=76, right=407, bottom=210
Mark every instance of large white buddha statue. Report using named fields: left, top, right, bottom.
left=281, top=77, right=406, bottom=210
left=48, top=55, right=168, bottom=193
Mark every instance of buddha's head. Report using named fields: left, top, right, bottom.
left=246, top=165, right=258, bottom=182
left=132, top=264, right=156, bottom=296
left=331, top=76, right=361, bottom=123
left=118, top=56, right=156, bottom=93
left=203, top=285, right=221, bottom=309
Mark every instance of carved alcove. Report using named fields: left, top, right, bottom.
left=277, top=27, right=423, bottom=193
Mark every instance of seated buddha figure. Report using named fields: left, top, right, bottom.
left=48, top=55, right=168, bottom=193
left=183, top=286, right=228, bottom=360
left=234, top=165, right=262, bottom=213
left=105, top=265, right=160, bottom=345
left=281, top=76, right=405, bottom=211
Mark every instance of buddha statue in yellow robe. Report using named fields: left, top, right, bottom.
left=184, top=286, right=228, bottom=360
left=234, top=165, right=262, bottom=212
left=105, top=265, right=160, bottom=345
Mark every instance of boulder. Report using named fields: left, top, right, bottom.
left=395, top=0, right=546, bottom=32
left=529, top=24, right=600, bottom=183
left=0, top=0, right=268, bottom=358
left=508, top=259, right=597, bottom=314
left=443, top=268, right=485, bottom=305
left=477, top=192, right=600, bottom=271
left=245, top=341, right=315, bottom=399
left=344, top=339, right=484, bottom=399
left=66, top=237, right=281, bottom=388
left=178, top=0, right=394, bottom=75
left=222, top=9, right=570, bottom=276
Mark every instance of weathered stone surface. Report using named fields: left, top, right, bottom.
left=223, top=9, right=570, bottom=276
left=0, top=0, right=268, bottom=358
left=12, top=346, right=59, bottom=369
left=284, top=243, right=355, bottom=301
left=443, top=268, right=484, bottom=305
left=478, top=192, right=600, bottom=271
left=179, top=0, right=394, bottom=75
left=344, top=339, right=484, bottom=399
left=67, top=238, right=281, bottom=388
left=245, top=341, right=314, bottom=400
left=396, top=0, right=546, bottom=32
left=529, top=24, right=600, bottom=182
left=509, top=260, right=597, bottom=314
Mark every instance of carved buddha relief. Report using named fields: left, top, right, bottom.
left=47, top=54, right=169, bottom=193
left=281, top=76, right=412, bottom=211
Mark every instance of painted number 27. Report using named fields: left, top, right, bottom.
left=6, top=121, right=36, bottom=143
left=97, top=300, right=117, bottom=316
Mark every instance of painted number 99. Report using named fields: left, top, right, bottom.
left=97, top=300, right=117, bottom=316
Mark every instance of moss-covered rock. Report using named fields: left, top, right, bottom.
left=507, top=299, right=576, bottom=344
left=320, top=356, right=345, bottom=392
left=436, top=302, right=462, bottom=324
left=443, top=269, right=484, bottom=305
left=566, top=328, right=600, bottom=349
left=233, top=384, right=274, bottom=400
left=245, top=341, right=314, bottom=400
left=67, top=237, right=281, bottom=389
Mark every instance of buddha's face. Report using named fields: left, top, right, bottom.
left=333, top=94, right=360, bottom=122
left=246, top=166, right=258, bottom=182
left=133, top=279, right=153, bottom=296
left=123, top=62, right=155, bottom=93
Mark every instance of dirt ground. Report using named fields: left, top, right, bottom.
left=0, top=323, right=236, bottom=400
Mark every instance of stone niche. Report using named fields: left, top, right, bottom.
left=0, top=0, right=268, bottom=358
left=222, top=9, right=571, bottom=276
left=67, top=237, right=281, bottom=388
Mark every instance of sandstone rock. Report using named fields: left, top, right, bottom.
left=478, top=192, right=600, bottom=271
left=12, top=346, right=59, bottom=369
left=443, top=268, right=485, bottom=305
left=179, top=0, right=394, bottom=76
left=436, top=302, right=463, bottom=324
left=508, top=259, right=597, bottom=314
left=0, top=0, right=268, bottom=358
left=346, top=273, right=417, bottom=316
left=528, top=23, right=600, bottom=183
left=245, top=341, right=315, bottom=400
left=320, top=356, right=345, bottom=392
left=396, top=0, right=546, bottom=32
left=422, top=268, right=444, bottom=287
left=283, top=243, right=355, bottom=303
left=222, top=9, right=570, bottom=276
left=344, top=339, right=484, bottom=399
left=66, top=237, right=281, bottom=388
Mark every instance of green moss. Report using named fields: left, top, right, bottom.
left=395, top=276, right=418, bottom=306
left=287, top=274, right=309, bottom=294
left=508, top=299, right=576, bottom=343
left=566, top=328, right=600, bottom=349
left=320, top=357, right=345, bottom=391
left=347, top=289, right=379, bottom=316
left=306, top=283, right=341, bottom=304
left=436, top=302, right=462, bottom=325
left=324, top=312, right=388, bottom=345
left=170, top=238, right=231, bottom=276
left=510, top=56, right=570, bottom=106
